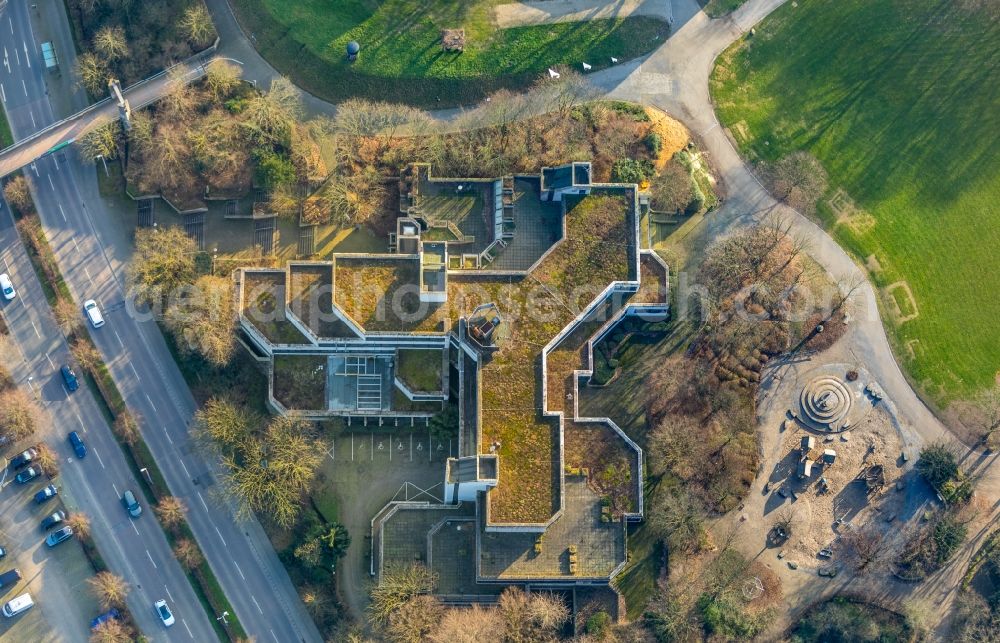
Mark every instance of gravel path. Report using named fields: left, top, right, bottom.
left=493, top=0, right=673, bottom=28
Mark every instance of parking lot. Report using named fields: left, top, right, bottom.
left=326, top=429, right=458, bottom=466
left=0, top=443, right=99, bottom=643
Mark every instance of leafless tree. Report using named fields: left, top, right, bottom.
left=3, top=175, right=33, bottom=212
left=766, top=151, right=828, bottom=215
left=88, top=572, right=130, bottom=610
left=93, top=26, right=128, bottom=60
left=75, top=52, right=108, bottom=95
left=0, top=389, right=40, bottom=442
left=180, top=4, right=215, bottom=46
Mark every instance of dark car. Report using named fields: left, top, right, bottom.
left=34, top=485, right=58, bottom=504
left=45, top=526, right=73, bottom=548
left=0, top=569, right=22, bottom=589
left=67, top=431, right=86, bottom=458
left=8, top=449, right=37, bottom=470
left=60, top=365, right=79, bottom=392
left=14, top=467, right=40, bottom=484
left=90, top=608, right=120, bottom=630
left=40, top=511, right=66, bottom=531
left=121, top=490, right=142, bottom=518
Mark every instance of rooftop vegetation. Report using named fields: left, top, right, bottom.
left=242, top=271, right=310, bottom=345
left=273, top=354, right=328, bottom=411
left=396, top=349, right=444, bottom=393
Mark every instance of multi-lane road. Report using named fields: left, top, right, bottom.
left=1, top=0, right=321, bottom=641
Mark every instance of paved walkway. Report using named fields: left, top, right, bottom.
left=493, top=0, right=672, bottom=28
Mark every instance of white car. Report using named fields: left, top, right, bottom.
left=154, top=599, right=174, bottom=627
left=0, top=273, right=15, bottom=301
left=83, top=299, right=104, bottom=328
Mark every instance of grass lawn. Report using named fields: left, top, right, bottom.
left=0, top=107, right=12, bottom=148
left=710, top=0, right=1000, bottom=406
left=228, top=0, right=669, bottom=107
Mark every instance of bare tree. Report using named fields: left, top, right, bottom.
left=174, top=538, right=203, bottom=570
left=205, top=60, right=242, bottom=99
left=384, top=594, right=444, bottom=643
left=429, top=604, right=505, bottom=643
left=127, top=226, right=197, bottom=307
left=164, top=274, right=237, bottom=367
left=93, top=26, right=128, bottom=60
left=71, top=338, right=103, bottom=375
left=113, top=413, right=141, bottom=446
left=841, top=526, right=890, bottom=574
left=180, top=4, right=215, bottom=45
left=3, top=175, right=32, bottom=212
left=52, top=297, right=83, bottom=336
left=194, top=397, right=258, bottom=451
left=334, top=98, right=433, bottom=154
left=75, top=53, right=108, bottom=95
left=67, top=512, right=92, bottom=540
left=155, top=496, right=187, bottom=530
left=35, top=443, right=59, bottom=478
left=78, top=121, right=123, bottom=160
left=242, top=77, right=301, bottom=145
left=368, top=564, right=438, bottom=627
left=766, top=151, right=829, bottom=215
left=89, top=617, right=133, bottom=643
left=87, top=572, right=130, bottom=610
left=650, top=161, right=694, bottom=214
left=0, top=389, right=40, bottom=442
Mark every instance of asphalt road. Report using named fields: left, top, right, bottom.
left=1, top=199, right=215, bottom=642
left=1, top=2, right=322, bottom=641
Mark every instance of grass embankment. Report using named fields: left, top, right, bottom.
left=228, top=0, right=669, bottom=107
left=5, top=175, right=246, bottom=642
left=0, top=107, right=12, bottom=149
left=710, top=0, right=1000, bottom=406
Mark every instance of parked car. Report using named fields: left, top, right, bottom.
left=34, top=485, right=58, bottom=504
left=2, top=593, right=33, bottom=617
left=8, top=449, right=37, bottom=470
left=45, top=526, right=73, bottom=548
left=153, top=599, right=174, bottom=627
left=14, top=467, right=39, bottom=484
left=0, top=274, right=15, bottom=301
left=0, top=547, right=5, bottom=560
left=90, top=608, right=120, bottom=630
left=40, top=511, right=65, bottom=531
left=0, top=569, right=22, bottom=589
left=121, top=490, right=141, bottom=518
left=67, top=431, right=87, bottom=458
left=60, top=365, right=79, bottom=392
left=83, top=299, right=104, bottom=328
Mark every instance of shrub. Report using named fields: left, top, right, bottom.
left=605, top=101, right=650, bottom=122
left=686, top=183, right=706, bottom=215
left=644, top=131, right=663, bottom=156
left=916, top=443, right=959, bottom=489
left=933, top=516, right=967, bottom=565
left=254, top=149, right=296, bottom=187
left=585, top=610, right=612, bottom=638
left=611, top=157, right=654, bottom=184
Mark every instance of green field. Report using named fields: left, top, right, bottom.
left=711, top=0, right=1000, bottom=405
left=229, top=0, right=669, bottom=106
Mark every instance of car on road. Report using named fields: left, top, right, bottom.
left=0, top=274, right=14, bottom=301
left=40, top=511, right=65, bottom=531
left=33, top=485, right=58, bottom=504
left=0, top=547, right=5, bottom=560
left=67, top=431, right=87, bottom=458
left=8, top=448, right=37, bottom=470
left=0, top=569, right=22, bottom=589
left=154, top=599, right=174, bottom=627
left=121, top=489, right=142, bottom=518
left=14, top=467, right=39, bottom=484
left=60, top=365, right=79, bottom=392
left=45, top=526, right=73, bottom=548
left=83, top=299, right=104, bottom=328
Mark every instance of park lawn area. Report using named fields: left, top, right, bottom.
left=710, top=0, right=1000, bottom=406
left=228, top=0, right=669, bottom=107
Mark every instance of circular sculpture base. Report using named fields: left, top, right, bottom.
left=794, top=364, right=875, bottom=433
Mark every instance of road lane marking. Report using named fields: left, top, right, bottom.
left=164, top=428, right=173, bottom=445
left=271, top=629, right=279, bottom=643
left=112, top=328, right=124, bottom=347
left=182, top=619, right=193, bottom=639
left=75, top=411, right=85, bottom=432
left=83, top=265, right=93, bottom=284
left=197, top=491, right=208, bottom=512
left=57, top=204, right=66, bottom=222
left=29, top=110, right=35, bottom=129
left=165, top=585, right=174, bottom=602
left=179, top=460, right=191, bottom=477
left=72, top=237, right=80, bottom=251
left=145, top=393, right=156, bottom=412
left=112, top=483, right=120, bottom=497
left=21, top=79, right=26, bottom=96
left=233, top=561, right=245, bottom=581
left=129, top=363, right=140, bottom=380
left=44, top=352, right=54, bottom=369
left=46, top=174, right=54, bottom=190
left=0, top=83, right=5, bottom=103
left=146, top=549, right=157, bottom=568
left=130, top=519, right=139, bottom=536
left=92, top=447, right=105, bottom=469
left=28, top=318, right=40, bottom=338
left=52, top=154, right=59, bottom=171
left=251, top=594, right=263, bottom=614
left=214, top=526, right=227, bottom=547
left=22, top=42, right=29, bottom=68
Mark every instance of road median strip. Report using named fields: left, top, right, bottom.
left=3, top=172, right=246, bottom=641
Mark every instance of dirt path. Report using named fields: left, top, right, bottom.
left=493, top=0, right=673, bottom=28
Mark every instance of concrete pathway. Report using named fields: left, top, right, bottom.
left=493, top=0, right=672, bottom=28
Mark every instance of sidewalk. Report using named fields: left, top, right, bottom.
left=493, top=0, right=672, bottom=28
